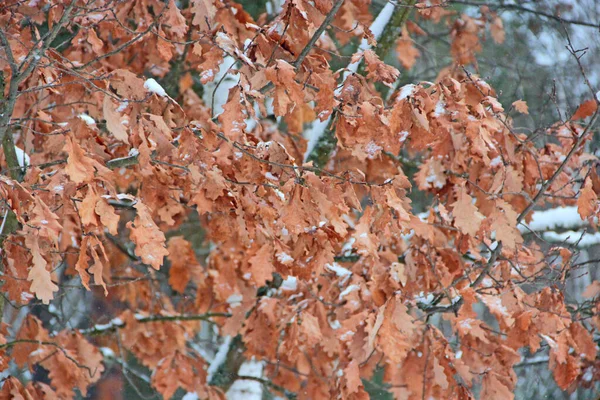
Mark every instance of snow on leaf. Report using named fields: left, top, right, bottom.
left=144, top=78, right=168, bottom=97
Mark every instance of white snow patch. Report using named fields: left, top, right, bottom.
left=78, top=113, right=96, bottom=125
left=207, top=336, right=232, bottom=382
left=276, top=252, right=294, bottom=265
left=326, top=262, right=352, bottom=277
left=365, top=140, right=383, bottom=159
left=226, top=293, right=243, bottom=308
left=543, top=230, right=600, bottom=247
left=398, top=130, right=409, bottom=142
left=339, top=284, right=359, bottom=300
left=415, top=291, right=435, bottom=305
left=397, top=84, right=416, bottom=101
left=490, top=156, right=503, bottom=168
left=14, top=146, right=30, bottom=169
left=144, top=78, right=167, bottom=97
left=280, top=276, right=298, bottom=291
left=523, top=206, right=589, bottom=233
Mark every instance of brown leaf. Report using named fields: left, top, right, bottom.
left=572, top=99, right=597, bottom=120
left=363, top=49, right=400, bottom=87
left=25, top=235, right=58, bottom=304
left=577, top=177, right=597, bottom=220
left=102, top=95, right=129, bottom=142
left=452, top=187, right=484, bottom=236
left=64, top=135, right=96, bottom=184
left=126, top=202, right=169, bottom=270
left=512, top=100, right=529, bottom=114
left=490, top=16, right=505, bottom=44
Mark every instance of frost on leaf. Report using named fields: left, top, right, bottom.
left=126, top=202, right=169, bottom=270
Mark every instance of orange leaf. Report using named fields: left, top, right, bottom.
left=512, top=100, right=529, bottom=114
left=577, top=177, right=597, bottom=220
left=452, top=187, right=484, bottom=236
left=572, top=99, right=597, bottom=120
left=127, top=202, right=169, bottom=270
left=25, top=235, right=58, bottom=304
left=363, top=49, right=400, bottom=87
left=64, top=135, right=95, bottom=184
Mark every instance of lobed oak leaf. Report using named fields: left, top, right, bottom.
left=191, top=0, right=217, bottom=30
left=396, top=25, right=421, bottom=70
left=265, top=60, right=304, bottom=116
left=582, top=280, right=600, bottom=299
left=512, top=100, right=529, bottom=114
left=163, top=0, right=188, bottom=38
left=77, top=236, right=109, bottom=295
left=344, top=360, right=362, bottom=394
left=490, top=16, right=505, bottom=44
left=109, top=69, right=147, bottom=101
left=25, top=235, right=58, bottom=304
left=481, top=372, right=514, bottom=400
left=86, top=29, right=104, bottom=55
left=452, top=187, right=484, bottom=236
left=577, top=177, right=597, bottom=220
left=167, top=236, right=198, bottom=292
left=363, top=49, right=400, bottom=87
left=218, top=86, right=247, bottom=139
left=95, top=197, right=120, bottom=235
left=483, top=96, right=504, bottom=113
left=64, top=136, right=96, bottom=184
left=152, top=352, right=206, bottom=399
left=30, top=197, right=63, bottom=242
left=247, top=243, right=276, bottom=286
left=127, top=202, right=169, bottom=270
left=571, top=99, right=597, bottom=120
left=102, top=95, right=129, bottom=142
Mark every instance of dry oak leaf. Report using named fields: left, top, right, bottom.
left=571, top=99, right=598, bottom=120
left=344, top=360, right=362, bottom=395
left=577, top=177, right=598, bottom=220
left=247, top=243, right=276, bottom=286
left=191, top=0, right=217, bottom=30
left=512, top=100, right=529, bottom=114
left=490, top=16, right=505, bottom=44
left=77, top=235, right=109, bottom=295
left=64, top=135, right=96, bottom=183
left=363, top=49, right=400, bottom=87
left=167, top=236, right=198, bottom=292
left=127, top=202, right=169, bottom=270
left=265, top=60, right=304, bottom=116
left=152, top=352, right=207, bottom=399
left=582, top=281, right=600, bottom=299
left=25, top=234, right=58, bottom=304
left=452, top=187, right=484, bottom=236
left=396, top=25, right=421, bottom=70
left=163, top=0, right=188, bottom=38
left=103, top=95, right=129, bottom=142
